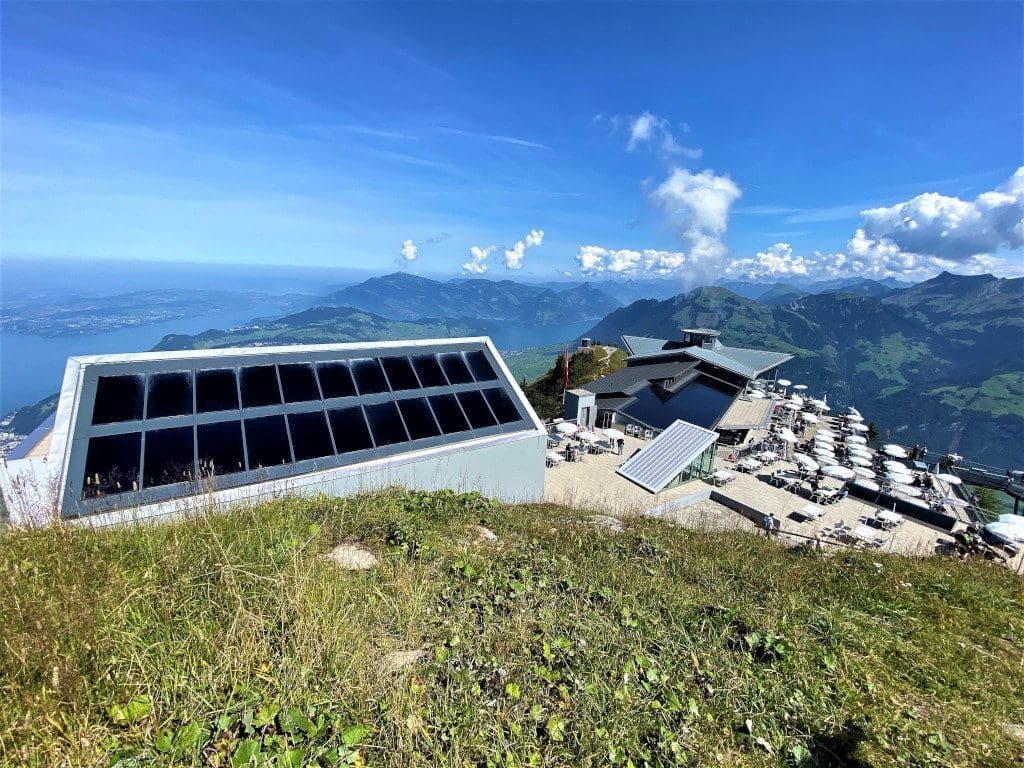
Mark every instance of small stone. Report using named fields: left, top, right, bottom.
left=1003, top=723, right=1024, bottom=742
left=325, top=543, right=377, bottom=571
left=385, top=649, right=425, bottom=672
left=591, top=514, right=624, bottom=533
left=471, top=524, right=498, bottom=543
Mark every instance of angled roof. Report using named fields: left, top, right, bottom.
left=585, top=360, right=695, bottom=396
left=621, top=334, right=793, bottom=379
left=717, top=395, right=774, bottom=430
left=6, top=414, right=56, bottom=461
left=615, top=419, right=719, bottom=493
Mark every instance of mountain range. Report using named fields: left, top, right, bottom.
left=585, top=272, right=1023, bottom=467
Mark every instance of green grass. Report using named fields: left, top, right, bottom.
left=930, top=373, right=1024, bottom=419
left=854, top=334, right=931, bottom=387
left=2, top=490, right=1023, bottom=767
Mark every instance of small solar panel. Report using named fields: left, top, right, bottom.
left=240, top=366, right=282, bottom=408
left=411, top=354, right=448, bottom=388
left=198, top=421, right=245, bottom=477
left=397, top=397, right=440, bottom=440
left=466, top=350, right=499, bottom=381
left=351, top=358, right=389, bottom=395
left=244, top=415, right=292, bottom=467
left=429, top=393, right=470, bottom=434
left=316, top=361, right=357, bottom=399
left=278, top=363, right=320, bottom=403
left=439, top=352, right=474, bottom=384
left=456, top=390, right=497, bottom=429
left=92, top=375, right=144, bottom=424
left=83, top=432, right=141, bottom=497
left=287, top=411, right=335, bottom=461
left=143, top=426, right=194, bottom=488
left=482, top=387, right=521, bottom=424
left=196, top=369, right=239, bottom=413
left=364, top=401, right=408, bottom=446
left=381, top=356, right=420, bottom=391
left=328, top=406, right=374, bottom=453
left=146, top=372, right=193, bottom=419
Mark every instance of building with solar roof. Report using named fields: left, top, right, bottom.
left=0, top=338, right=546, bottom=526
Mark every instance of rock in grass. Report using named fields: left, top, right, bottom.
left=591, top=514, right=624, bottom=533
left=469, top=524, right=498, bottom=543
left=326, top=543, right=377, bottom=571
left=385, top=649, right=426, bottom=672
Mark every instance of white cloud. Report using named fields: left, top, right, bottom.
left=504, top=228, right=544, bottom=270
left=626, top=112, right=701, bottom=159
left=575, top=246, right=687, bottom=276
left=725, top=243, right=812, bottom=279
left=400, top=239, right=418, bottom=261
left=462, top=245, right=494, bottom=274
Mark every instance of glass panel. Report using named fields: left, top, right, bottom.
left=196, top=369, right=239, bottom=413
left=456, top=390, right=497, bottom=429
left=439, top=352, right=473, bottom=385
left=244, top=415, right=292, bottom=468
left=328, top=406, right=374, bottom=453
left=429, top=393, right=470, bottom=434
left=381, top=356, right=420, bottom=391
left=397, top=397, right=440, bottom=440
left=82, top=432, right=141, bottom=498
left=316, top=361, right=356, bottom=399
left=146, top=371, right=193, bottom=419
left=363, top=401, right=408, bottom=446
left=482, top=388, right=522, bottom=424
left=240, top=365, right=282, bottom=408
left=466, top=350, right=499, bottom=381
left=287, top=411, right=334, bottom=461
left=278, top=363, right=319, bottom=403
left=197, top=421, right=245, bottom=477
left=92, top=375, right=144, bottom=424
left=411, top=354, right=448, bottom=387
left=143, top=427, right=194, bottom=488
left=351, top=358, right=389, bottom=395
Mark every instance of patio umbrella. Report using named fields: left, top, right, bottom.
left=792, top=453, right=820, bottom=471
left=577, top=431, right=600, bottom=443
left=814, top=450, right=837, bottom=461
left=748, top=390, right=766, bottom=399
left=893, top=484, right=922, bottom=497
left=853, top=478, right=881, bottom=492
left=882, top=444, right=908, bottom=458
left=790, top=395, right=805, bottom=406
left=848, top=422, right=869, bottom=432
left=784, top=402, right=802, bottom=411
left=985, top=522, right=1024, bottom=544
left=801, top=412, right=819, bottom=423
left=816, top=428, right=836, bottom=437
left=555, top=422, right=578, bottom=436
left=853, top=467, right=876, bottom=479
left=602, top=428, right=626, bottom=441
left=997, top=514, right=1024, bottom=527
left=904, top=497, right=930, bottom=509
left=849, top=447, right=873, bottom=459
left=849, top=456, right=872, bottom=468
left=810, top=399, right=828, bottom=409
left=935, top=472, right=962, bottom=485
left=776, top=428, right=798, bottom=443
left=846, top=435, right=868, bottom=445
left=822, top=465, right=856, bottom=481
left=847, top=406, right=862, bottom=416
left=943, top=496, right=970, bottom=508
left=814, top=435, right=835, bottom=445
left=846, top=413, right=865, bottom=422
left=883, top=460, right=908, bottom=471
left=778, top=379, right=792, bottom=387
left=793, top=384, right=808, bottom=391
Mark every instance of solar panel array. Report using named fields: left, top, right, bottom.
left=75, top=346, right=532, bottom=512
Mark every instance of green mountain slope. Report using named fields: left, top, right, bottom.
left=583, top=274, right=1024, bottom=467
left=323, top=272, right=622, bottom=324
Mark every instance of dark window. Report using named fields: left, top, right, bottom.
left=146, top=372, right=193, bottom=419
left=466, top=350, right=499, bottom=382
left=196, top=369, right=239, bottom=413
left=240, top=365, right=282, bottom=408
left=92, top=375, right=144, bottom=424
left=278, top=363, right=320, bottom=403
left=143, top=427, right=194, bottom=488
left=244, top=415, right=292, bottom=468
left=439, top=352, right=474, bottom=384
left=411, top=354, right=448, bottom=388
left=457, top=390, right=497, bottom=429
left=82, top=432, right=141, bottom=498
left=397, top=397, right=440, bottom=440
left=197, top=421, right=245, bottom=477
left=316, top=361, right=357, bottom=399
left=328, top=406, right=374, bottom=453
left=351, top=358, right=389, bottom=394
left=483, top=388, right=522, bottom=424
left=428, top=393, right=470, bottom=434
left=287, top=411, right=334, bottom=461
left=364, top=401, right=408, bottom=446
left=381, top=356, right=420, bottom=391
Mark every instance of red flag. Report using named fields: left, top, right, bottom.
left=563, top=349, right=570, bottom=390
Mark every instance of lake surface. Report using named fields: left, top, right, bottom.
left=0, top=305, right=283, bottom=414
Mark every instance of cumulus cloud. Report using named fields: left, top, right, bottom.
left=575, top=246, right=687, bottom=276
left=504, top=228, right=544, bottom=270
left=725, top=243, right=812, bottom=279
left=621, top=111, right=701, bottom=159
left=400, top=239, right=418, bottom=262
left=462, top=245, right=494, bottom=274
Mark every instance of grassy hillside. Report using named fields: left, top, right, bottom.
left=522, top=347, right=627, bottom=420
left=2, top=491, right=1022, bottom=767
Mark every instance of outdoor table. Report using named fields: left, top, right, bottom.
left=738, top=458, right=761, bottom=472
left=711, top=470, right=735, bottom=487
left=876, top=510, right=903, bottom=527
left=800, top=503, right=825, bottom=519
left=546, top=451, right=565, bottom=467
left=851, top=524, right=883, bottom=545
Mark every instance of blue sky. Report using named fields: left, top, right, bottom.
left=2, top=2, right=1022, bottom=284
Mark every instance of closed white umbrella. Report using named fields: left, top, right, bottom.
left=853, top=467, right=876, bottom=478
left=792, top=453, right=820, bottom=471
left=848, top=422, right=869, bottom=432
left=882, top=444, right=908, bottom=458
left=822, top=465, right=856, bottom=481
left=849, top=456, right=872, bottom=468
left=801, top=412, right=819, bottom=423
left=603, top=428, right=626, bottom=441
left=854, top=478, right=881, bottom=492
left=846, top=435, right=868, bottom=445
left=935, top=472, right=962, bottom=485
left=555, top=422, right=578, bottom=436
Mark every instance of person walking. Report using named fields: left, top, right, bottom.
left=762, top=512, right=778, bottom=538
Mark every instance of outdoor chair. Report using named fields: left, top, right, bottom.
left=643, top=429, right=654, bottom=440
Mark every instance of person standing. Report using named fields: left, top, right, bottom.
left=762, top=512, right=778, bottom=538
